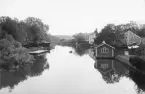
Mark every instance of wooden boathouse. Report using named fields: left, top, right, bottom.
left=94, top=41, right=115, bottom=59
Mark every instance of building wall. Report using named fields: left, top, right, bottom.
left=141, top=38, right=145, bottom=45
left=89, top=33, right=96, bottom=44
left=95, top=44, right=113, bottom=57
left=84, top=33, right=90, bottom=41
left=124, top=31, right=142, bottom=46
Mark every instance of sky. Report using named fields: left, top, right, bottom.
left=0, top=0, right=145, bottom=35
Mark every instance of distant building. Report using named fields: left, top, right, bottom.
left=124, top=50, right=129, bottom=55
left=141, top=38, right=145, bottom=45
left=83, top=32, right=96, bottom=44
left=124, top=31, right=142, bottom=46
left=84, top=33, right=90, bottom=42
left=89, top=33, right=96, bottom=44
left=94, top=41, right=115, bottom=58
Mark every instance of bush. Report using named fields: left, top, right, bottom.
left=0, top=38, right=34, bottom=70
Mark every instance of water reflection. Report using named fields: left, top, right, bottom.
left=94, top=59, right=129, bottom=84
left=74, top=44, right=90, bottom=56
left=92, top=54, right=145, bottom=94
left=29, top=55, right=49, bottom=77
left=128, top=67, right=145, bottom=94
left=0, top=54, right=49, bottom=92
left=65, top=43, right=90, bottom=56
left=1, top=46, right=145, bottom=94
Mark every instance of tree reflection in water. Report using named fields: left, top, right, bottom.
left=72, top=44, right=90, bottom=56
left=94, top=58, right=145, bottom=94
left=0, top=54, right=49, bottom=92
left=94, top=59, right=129, bottom=84
left=74, top=46, right=88, bottom=56
left=128, top=66, right=145, bottom=94
left=60, top=41, right=91, bottom=56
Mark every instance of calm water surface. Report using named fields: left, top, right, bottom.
left=0, top=46, right=139, bottom=94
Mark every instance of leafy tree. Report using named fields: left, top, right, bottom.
left=94, top=24, right=116, bottom=45
left=24, top=17, right=49, bottom=43
left=0, top=16, right=51, bottom=71
left=73, top=33, right=86, bottom=43
left=0, top=16, right=50, bottom=45
left=93, top=22, right=145, bottom=48
left=94, top=28, right=99, bottom=36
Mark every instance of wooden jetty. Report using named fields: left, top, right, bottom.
left=29, top=50, right=50, bottom=55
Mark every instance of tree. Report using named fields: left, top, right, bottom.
left=94, top=24, right=116, bottom=45
left=94, top=22, right=143, bottom=47
left=73, top=33, right=86, bottom=43
left=94, top=28, right=99, bottom=37
left=24, top=17, right=49, bottom=43
left=0, top=16, right=50, bottom=44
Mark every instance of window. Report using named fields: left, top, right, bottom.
left=100, top=64, right=109, bottom=69
left=101, top=47, right=109, bottom=53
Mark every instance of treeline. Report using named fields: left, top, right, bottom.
left=0, top=16, right=50, bottom=69
left=94, top=21, right=145, bottom=47
left=60, top=31, right=98, bottom=47
left=93, top=22, right=145, bottom=55
left=60, top=21, right=145, bottom=56
left=0, top=16, right=49, bottom=44
left=59, top=33, right=96, bottom=56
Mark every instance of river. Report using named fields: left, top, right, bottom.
left=0, top=46, right=143, bottom=94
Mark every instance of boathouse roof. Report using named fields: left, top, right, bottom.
left=95, top=41, right=115, bottom=49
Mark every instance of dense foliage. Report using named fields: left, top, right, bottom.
left=94, top=22, right=145, bottom=47
left=0, top=16, right=49, bottom=44
left=0, top=16, right=50, bottom=70
left=93, top=22, right=145, bottom=56
left=59, top=33, right=92, bottom=56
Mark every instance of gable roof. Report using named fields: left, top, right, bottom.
left=124, top=31, right=142, bottom=46
left=95, top=41, right=115, bottom=49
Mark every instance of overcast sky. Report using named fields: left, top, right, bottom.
left=0, top=0, right=145, bottom=35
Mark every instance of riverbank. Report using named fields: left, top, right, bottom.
left=115, top=55, right=145, bottom=74
left=0, top=46, right=52, bottom=71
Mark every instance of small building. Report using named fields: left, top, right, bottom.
left=124, top=50, right=129, bottom=55
left=124, top=31, right=142, bottom=46
left=141, top=38, right=145, bottom=45
left=89, top=33, right=96, bottom=44
left=94, top=41, right=115, bottom=59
